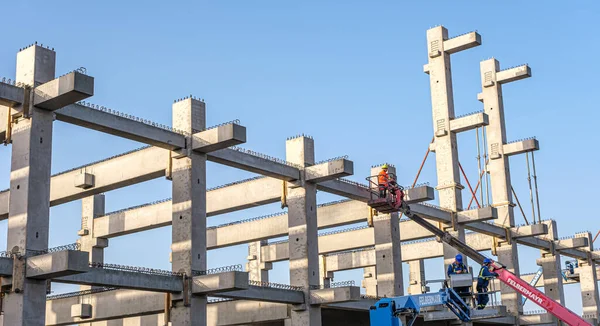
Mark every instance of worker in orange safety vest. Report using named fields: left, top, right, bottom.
left=378, top=164, right=390, bottom=198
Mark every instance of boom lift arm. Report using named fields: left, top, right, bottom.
left=367, top=184, right=591, bottom=326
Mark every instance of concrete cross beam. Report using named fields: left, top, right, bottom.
left=0, top=257, right=12, bottom=276
left=210, top=148, right=301, bottom=181
left=424, top=305, right=509, bottom=322
left=191, top=271, right=249, bottom=294
left=54, top=267, right=183, bottom=293
left=519, top=313, right=556, bottom=325
left=33, top=72, right=94, bottom=111
left=510, top=223, right=548, bottom=239
left=555, top=237, right=589, bottom=250
left=192, top=123, right=246, bottom=153
left=496, top=64, right=532, bottom=84
left=450, top=112, right=489, bottom=133
left=309, top=286, right=360, bottom=305
left=456, top=206, right=497, bottom=224
left=443, top=31, right=482, bottom=54
left=305, top=159, right=354, bottom=183
left=215, top=286, right=305, bottom=304
left=503, top=138, right=540, bottom=156
left=56, top=104, right=186, bottom=150
left=25, top=250, right=89, bottom=279
left=324, top=298, right=378, bottom=311
left=0, top=82, right=25, bottom=106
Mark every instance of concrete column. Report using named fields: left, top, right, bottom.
left=4, top=45, right=56, bottom=326
left=246, top=240, right=270, bottom=282
left=370, top=164, right=403, bottom=297
left=318, top=255, right=332, bottom=289
left=425, top=26, right=467, bottom=272
left=576, top=232, right=600, bottom=325
left=170, top=98, right=207, bottom=326
left=478, top=58, right=523, bottom=316
left=408, top=260, right=427, bottom=295
left=362, top=267, right=377, bottom=297
left=285, top=136, right=321, bottom=326
left=79, top=194, right=108, bottom=291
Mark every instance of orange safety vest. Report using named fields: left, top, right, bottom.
left=378, top=170, right=389, bottom=186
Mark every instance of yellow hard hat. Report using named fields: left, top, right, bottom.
left=382, top=164, right=388, bottom=169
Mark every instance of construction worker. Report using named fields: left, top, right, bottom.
left=378, top=164, right=390, bottom=198
left=476, top=258, right=499, bottom=310
left=447, top=254, right=470, bottom=297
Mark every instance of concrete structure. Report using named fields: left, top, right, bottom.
left=0, top=27, right=596, bottom=326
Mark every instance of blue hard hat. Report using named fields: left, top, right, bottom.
left=455, top=254, right=463, bottom=262
left=483, top=258, right=492, bottom=264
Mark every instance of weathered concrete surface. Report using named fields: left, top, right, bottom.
left=456, top=206, right=497, bottom=224
left=192, top=123, right=246, bottom=153
left=25, top=250, right=89, bottom=279
left=216, top=286, right=305, bottom=304
left=309, top=286, right=360, bottom=304
left=210, top=148, right=300, bottom=181
left=408, top=260, right=426, bottom=295
left=0, top=81, right=25, bottom=106
left=0, top=257, right=13, bottom=276
left=191, top=271, right=249, bottom=294
left=503, top=139, right=539, bottom=156
left=80, top=194, right=108, bottom=292
left=34, top=72, right=94, bottom=110
left=55, top=267, right=183, bottom=292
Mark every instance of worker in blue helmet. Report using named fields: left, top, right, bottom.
left=447, top=254, right=470, bottom=298
left=476, top=258, right=499, bottom=310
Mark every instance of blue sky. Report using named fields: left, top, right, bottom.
left=0, top=0, right=599, bottom=316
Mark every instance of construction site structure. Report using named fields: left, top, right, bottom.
left=0, top=26, right=598, bottom=326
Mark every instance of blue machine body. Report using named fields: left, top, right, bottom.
left=369, top=288, right=471, bottom=326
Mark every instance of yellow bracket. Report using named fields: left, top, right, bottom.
left=368, top=208, right=374, bottom=227
left=281, top=181, right=288, bottom=209
left=504, top=227, right=512, bottom=245
left=491, top=237, right=498, bottom=256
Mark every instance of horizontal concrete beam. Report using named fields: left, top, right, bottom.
left=26, top=250, right=89, bottom=279
left=34, top=72, right=94, bottom=111
left=450, top=112, right=488, bottom=133
left=217, top=286, right=305, bottom=304
left=496, top=64, right=531, bottom=84
left=424, top=306, right=508, bottom=322
left=0, top=257, right=12, bottom=276
left=443, top=31, right=482, bottom=54
left=519, top=313, right=556, bottom=325
left=555, top=237, right=589, bottom=250
left=503, top=139, right=539, bottom=156
left=511, top=224, right=548, bottom=239
left=316, top=179, right=372, bottom=201
left=310, top=286, right=360, bottom=305
left=305, top=159, right=353, bottom=183
left=191, top=271, right=249, bottom=294
left=324, top=298, right=378, bottom=311
left=209, top=148, right=300, bottom=181
left=456, top=206, right=497, bottom=224
left=192, top=123, right=246, bottom=153
left=0, top=82, right=25, bottom=106
left=54, top=267, right=183, bottom=293
left=56, top=104, right=186, bottom=150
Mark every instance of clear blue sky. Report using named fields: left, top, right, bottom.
left=0, top=0, right=599, bottom=315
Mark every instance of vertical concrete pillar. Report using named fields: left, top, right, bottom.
left=79, top=194, right=108, bottom=291
left=362, top=267, right=377, bottom=297
left=478, top=58, right=524, bottom=316
left=408, top=260, right=427, bottom=295
left=318, top=255, right=332, bottom=288
left=4, top=44, right=56, bottom=326
left=170, top=98, right=207, bottom=326
left=246, top=240, right=270, bottom=282
left=576, top=232, right=600, bottom=325
left=370, top=164, right=403, bottom=297
left=424, top=26, right=468, bottom=272
left=285, top=136, right=321, bottom=326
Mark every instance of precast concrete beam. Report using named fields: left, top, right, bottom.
left=34, top=72, right=94, bottom=110
left=0, top=82, right=25, bottom=106
left=216, top=286, right=305, bottom=304
left=54, top=267, right=183, bottom=293
left=555, top=236, right=589, bottom=250
left=0, top=257, right=13, bottom=276
left=519, top=313, right=556, bottom=325
left=191, top=271, right=249, bottom=294
left=192, top=123, right=246, bottom=153
left=496, top=64, right=532, bottom=84
left=503, top=139, right=540, bottom=156
left=305, top=159, right=353, bottom=183
left=56, top=104, right=186, bottom=150
left=456, top=206, right=497, bottom=224
left=511, top=223, right=549, bottom=239
left=316, top=179, right=372, bottom=201
left=209, top=148, right=300, bottom=181
left=450, top=112, right=489, bottom=133
left=25, top=250, right=89, bottom=279
left=424, top=306, right=508, bottom=322
left=443, top=31, right=482, bottom=54
left=324, top=299, right=378, bottom=311
left=309, top=286, right=360, bottom=304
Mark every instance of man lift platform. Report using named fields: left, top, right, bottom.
left=366, top=178, right=591, bottom=326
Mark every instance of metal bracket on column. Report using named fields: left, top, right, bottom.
left=490, top=143, right=501, bottom=159
left=165, top=152, right=173, bottom=180
left=451, top=212, right=457, bottom=231
left=435, top=119, right=448, bottom=137
left=4, top=105, right=12, bottom=145
left=281, top=181, right=288, bottom=209
left=504, top=227, right=512, bottom=245
left=367, top=207, right=376, bottom=227
left=491, top=237, right=498, bottom=256
left=182, top=274, right=190, bottom=307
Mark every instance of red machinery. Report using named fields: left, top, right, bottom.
left=367, top=184, right=591, bottom=326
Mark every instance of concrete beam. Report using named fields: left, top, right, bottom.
left=25, top=250, right=89, bottom=279
left=450, top=112, right=489, bottom=133
left=424, top=306, right=508, bottom=322
left=456, top=206, right=497, bottom=224
left=511, top=223, right=548, bottom=239
left=56, top=104, right=186, bottom=150
left=305, top=159, right=353, bottom=183
left=0, top=257, right=12, bottom=276
left=192, top=123, right=246, bottom=153
left=443, top=31, right=482, bottom=54
left=309, top=286, right=360, bottom=305
left=555, top=236, right=589, bottom=250
left=54, top=267, right=183, bottom=293
left=324, top=299, right=378, bottom=311
left=209, top=148, right=300, bottom=181
left=496, top=64, right=532, bottom=84
left=191, top=271, right=249, bottom=294
left=33, top=72, right=94, bottom=111
left=217, top=286, right=305, bottom=304
left=503, top=139, right=539, bottom=156
left=0, top=82, right=25, bottom=106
